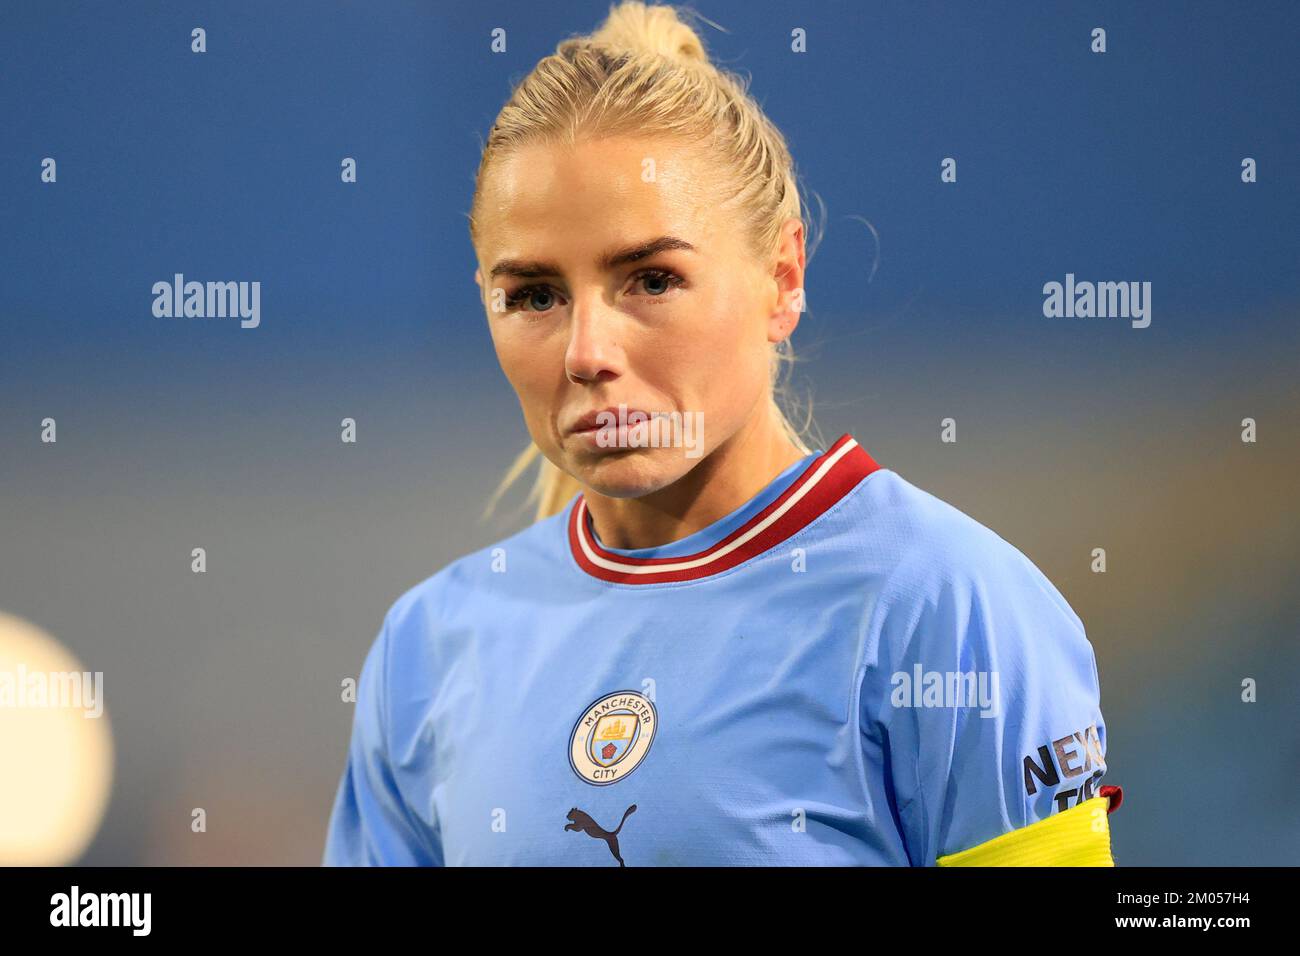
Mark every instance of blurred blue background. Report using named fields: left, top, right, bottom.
left=0, top=0, right=1296, bottom=864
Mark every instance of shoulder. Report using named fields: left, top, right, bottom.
left=378, top=502, right=574, bottom=650
left=851, top=471, right=1111, bottom=862
left=861, top=470, right=1088, bottom=663
left=352, top=503, right=574, bottom=734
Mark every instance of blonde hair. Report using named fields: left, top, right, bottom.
left=471, top=1, right=823, bottom=522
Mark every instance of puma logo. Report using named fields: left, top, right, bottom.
left=564, top=805, right=637, bottom=866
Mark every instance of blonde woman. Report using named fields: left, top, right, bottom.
left=324, top=1, right=1121, bottom=867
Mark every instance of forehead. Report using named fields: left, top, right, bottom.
left=475, top=136, right=728, bottom=264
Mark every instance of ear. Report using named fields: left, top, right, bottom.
left=766, top=217, right=807, bottom=345
left=474, top=267, right=488, bottom=309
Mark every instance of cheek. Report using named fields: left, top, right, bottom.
left=490, top=323, right=551, bottom=396
left=692, top=287, right=770, bottom=377
left=650, top=287, right=769, bottom=411
left=493, top=334, right=555, bottom=440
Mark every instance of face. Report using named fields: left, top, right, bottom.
left=473, top=135, right=803, bottom=499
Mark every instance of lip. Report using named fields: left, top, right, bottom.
left=566, top=405, right=653, bottom=435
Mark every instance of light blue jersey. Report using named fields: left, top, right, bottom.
left=323, top=435, right=1112, bottom=866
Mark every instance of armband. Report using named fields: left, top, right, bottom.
left=936, top=786, right=1122, bottom=867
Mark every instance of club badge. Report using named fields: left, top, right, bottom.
left=568, top=690, right=657, bottom=785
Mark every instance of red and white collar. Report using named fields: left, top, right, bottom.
left=567, top=434, right=881, bottom=585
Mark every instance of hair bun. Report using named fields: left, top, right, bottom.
left=589, top=1, right=711, bottom=68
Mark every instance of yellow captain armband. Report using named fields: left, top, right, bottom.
left=936, top=794, right=1116, bottom=867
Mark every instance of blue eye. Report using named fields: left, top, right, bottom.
left=634, top=269, right=684, bottom=296
left=504, top=285, right=559, bottom=313
left=501, top=268, right=685, bottom=314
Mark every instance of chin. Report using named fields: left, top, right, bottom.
left=565, top=445, right=695, bottom=499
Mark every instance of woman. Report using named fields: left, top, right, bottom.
left=324, top=1, right=1120, bottom=867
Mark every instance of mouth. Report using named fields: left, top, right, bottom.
left=566, top=405, right=653, bottom=436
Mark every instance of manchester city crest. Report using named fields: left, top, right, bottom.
left=568, top=690, right=657, bottom=785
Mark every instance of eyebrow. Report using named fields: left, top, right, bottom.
left=488, top=236, right=697, bottom=280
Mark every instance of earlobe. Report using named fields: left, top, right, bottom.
left=768, top=301, right=800, bottom=344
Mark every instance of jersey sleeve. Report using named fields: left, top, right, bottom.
left=864, top=531, right=1117, bottom=866
left=322, top=614, right=444, bottom=866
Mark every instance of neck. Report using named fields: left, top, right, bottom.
left=580, top=409, right=808, bottom=551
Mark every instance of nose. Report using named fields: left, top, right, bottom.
left=564, top=292, right=624, bottom=385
